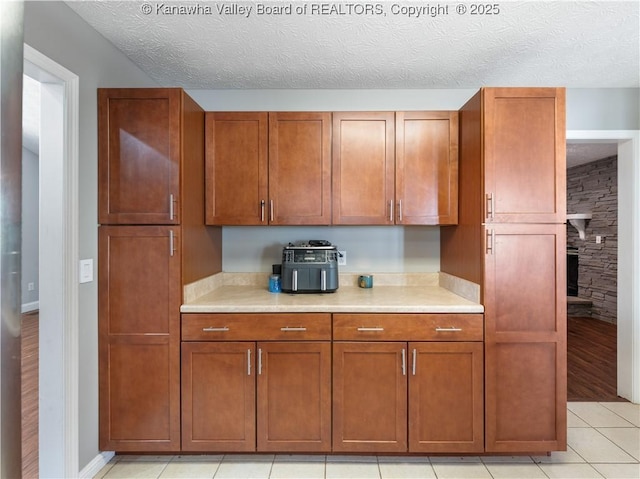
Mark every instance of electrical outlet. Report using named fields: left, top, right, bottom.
left=596, top=235, right=603, bottom=244
left=79, top=259, right=94, bottom=283
left=338, top=250, right=347, bottom=266
left=27, top=282, right=35, bottom=291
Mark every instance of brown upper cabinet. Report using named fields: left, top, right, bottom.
left=482, top=88, right=566, bottom=223
left=332, top=111, right=458, bottom=225
left=205, top=112, right=332, bottom=225
left=99, top=88, right=183, bottom=225
left=396, top=111, right=459, bottom=225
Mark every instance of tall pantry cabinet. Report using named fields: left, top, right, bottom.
left=98, top=88, right=221, bottom=451
left=441, top=87, right=567, bottom=453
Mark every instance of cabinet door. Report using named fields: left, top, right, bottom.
left=332, top=112, right=395, bottom=224
left=333, top=342, right=407, bottom=452
left=396, top=111, right=459, bottom=225
left=98, top=226, right=181, bottom=451
left=181, top=342, right=256, bottom=452
left=409, top=342, right=484, bottom=453
left=484, top=223, right=567, bottom=452
left=257, top=342, right=331, bottom=451
left=483, top=88, right=566, bottom=223
left=98, top=88, right=182, bottom=225
left=205, top=112, right=268, bottom=225
left=269, top=112, right=332, bottom=225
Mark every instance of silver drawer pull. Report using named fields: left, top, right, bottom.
left=357, top=327, right=384, bottom=332
left=435, top=327, right=462, bottom=332
left=280, top=327, right=307, bottom=332
left=202, top=326, right=229, bottom=332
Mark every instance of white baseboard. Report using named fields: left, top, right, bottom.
left=21, top=301, right=39, bottom=313
left=78, top=451, right=115, bottom=479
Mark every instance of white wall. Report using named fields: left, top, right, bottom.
left=223, top=226, right=440, bottom=273
left=23, top=1, right=158, bottom=471
left=21, top=146, right=39, bottom=310
left=567, top=89, right=640, bottom=131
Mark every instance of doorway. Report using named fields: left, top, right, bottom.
left=23, top=45, right=80, bottom=478
left=566, top=132, right=640, bottom=404
left=565, top=145, right=619, bottom=401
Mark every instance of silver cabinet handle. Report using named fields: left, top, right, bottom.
left=260, top=200, right=265, bottom=223
left=357, top=327, right=384, bottom=332
left=202, top=326, right=229, bottom=332
left=397, top=200, right=403, bottom=222
left=435, top=327, right=463, bottom=332
left=486, top=192, right=494, bottom=220
left=280, top=327, right=307, bottom=332
left=401, top=348, right=406, bottom=376
left=169, top=230, right=176, bottom=257
left=269, top=199, right=274, bottom=222
left=321, top=269, right=327, bottom=291
left=247, top=349, right=252, bottom=376
left=486, top=228, right=495, bottom=255
left=258, top=348, right=263, bottom=375
left=412, top=348, right=417, bottom=376
left=292, top=269, right=298, bottom=291
left=169, top=194, right=176, bottom=220
left=389, top=200, right=394, bottom=222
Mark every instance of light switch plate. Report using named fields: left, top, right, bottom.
left=79, top=259, right=93, bottom=283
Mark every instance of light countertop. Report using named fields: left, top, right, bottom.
left=181, top=273, right=484, bottom=314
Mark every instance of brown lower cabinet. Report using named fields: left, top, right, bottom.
left=333, top=341, right=484, bottom=453
left=181, top=341, right=332, bottom=452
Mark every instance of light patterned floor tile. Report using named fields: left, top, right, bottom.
left=484, top=463, right=548, bottom=479
left=117, top=455, right=174, bottom=463
left=592, top=462, right=640, bottom=479
left=538, top=463, right=605, bottom=478
left=568, top=428, right=636, bottom=463
left=531, top=446, right=586, bottom=464
left=93, top=461, right=116, bottom=479
left=269, top=461, right=325, bottom=479
left=568, top=402, right=636, bottom=428
left=273, top=454, right=326, bottom=463
left=102, top=461, right=168, bottom=479
left=431, top=463, right=492, bottom=478
left=325, top=461, right=381, bottom=479
left=378, top=461, right=436, bottom=479
left=429, top=455, right=482, bottom=463
left=377, top=455, right=431, bottom=463
left=481, top=455, right=534, bottom=463
left=597, top=427, right=640, bottom=460
left=326, top=454, right=378, bottom=462
left=568, top=409, right=590, bottom=428
left=159, top=461, right=221, bottom=478
left=172, top=455, right=224, bottom=463
left=600, top=402, right=640, bottom=427
left=214, top=456, right=273, bottom=479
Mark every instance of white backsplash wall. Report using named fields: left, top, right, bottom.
left=222, top=226, right=440, bottom=273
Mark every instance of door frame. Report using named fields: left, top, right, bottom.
left=567, top=129, right=640, bottom=404
left=23, top=44, right=79, bottom=477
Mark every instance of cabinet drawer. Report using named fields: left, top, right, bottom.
left=333, top=314, right=483, bottom=341
left=182, top=313, right=331, bottom=341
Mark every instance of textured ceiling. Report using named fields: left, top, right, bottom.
left=65, top=0, right=639, bottom=89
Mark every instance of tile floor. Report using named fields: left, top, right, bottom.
left=95, top=402, right=639, bottom=479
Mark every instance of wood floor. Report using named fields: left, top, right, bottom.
left=567, top=315, right=622, bottom=402
left=22, top=311, right=39, bottom=479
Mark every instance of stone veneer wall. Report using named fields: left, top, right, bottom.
left=566, top=155, right=617, bottom=323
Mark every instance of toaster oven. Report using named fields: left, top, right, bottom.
left=281, top=240, right=339, bottom=293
